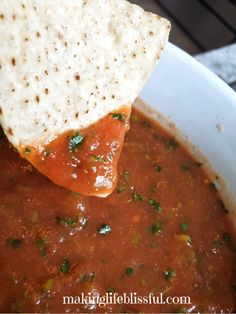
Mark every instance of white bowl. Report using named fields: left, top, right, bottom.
left=139, top=43, right=236, bottom=223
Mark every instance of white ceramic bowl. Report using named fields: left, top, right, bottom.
left=139, top=43, right=236, bottom=223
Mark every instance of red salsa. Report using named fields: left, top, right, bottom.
left=19, top=106, right=131, bottom=197
left=0, top=108, right=235, bottom=313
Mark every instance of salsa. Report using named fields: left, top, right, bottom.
left=0, top=107, right=235, bottom=313
left=19, top=106, right=131, bottom=197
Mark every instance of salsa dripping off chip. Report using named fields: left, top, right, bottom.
left=0, top=0, right=170, bottom=196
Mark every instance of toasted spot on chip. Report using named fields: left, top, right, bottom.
left=11, top=58, right=16, bottom=66
left=0, top=0, right=170, bottom=196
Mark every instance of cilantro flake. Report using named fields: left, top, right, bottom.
left=132, top=192, right=144, bottom=201
left=148, top=199, right=162, bottom=212
left=112, top=113, right=124, bottom=121
left=60, top=259, right=70, bottom=274
left=98, top=224, right=112, bottom=235
left=181, top=223, right=188, bottom=232
left=125, top=267, right=134, bottom=276
left=7, top=238, right=22, bottom=249
left=69, top=132, right=84, bottom=152
left=149, top=222, right=163, bottom=235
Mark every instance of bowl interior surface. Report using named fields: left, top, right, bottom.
left=139, top=43, right=236, bottom=219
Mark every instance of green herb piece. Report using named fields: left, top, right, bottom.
left=71, top=191, right=79, bottom=197
left=220, top=200, right=229, bottom=214
left=42, top=279, right=54, bottom=292
left=142, top=121, right=151, bottom=128
left=125, top=267, right=134, bottom=277
left=148, top=199, right=162, bottom=212
left=132, top=192, right=144, bottom=201
left=90, top=155, right=106, bottom=162
left=112, top=113, right=124, bottom=121
left=24, top=147, right=31, bottom=155
left=31, top=210, right=40, bottom=223
left=80, top=272, right=95, bottom=283
left=117, top=185, right=126, bottom=193
left=210, top=182, right=217, bottom=190
left=130, top=114, right=139, bottom=122
left=167, top=139, right=178, bottom=149
left=60, top=259, right=70, bottom=274
left=154, top=164, right=162, bottom=173
left=98, top=224, right=112, bottom=235
left=196, top=162, right=203, bottom=167
left=181, top=165, right=190, bottom=171
left=0, top=128, right=5, bottom=140
left=69, top=132, right=84, bottom=152
left=150, top=186, right=157, bottom=194
left=37, top=238, right=47, bottom=257
left=123, top=170, right=129, bottom=182
left=181, top=223, right=188, bottom=232
left=149, top=222, right=163, bottom=235
left=7, top=238, right=22, bottom=249
left=164, top=269, right=176, bottom=280
left=107, top=287, right=115, bottom=293
left=213, top=238, right=223, bottom=247
left=222, top=232, right=230, bottom=242
left=132, top=233, right=141, bottom=246
left=43, top=148, right=52, bottom=157
left=56, top=216, right=77, bottom=226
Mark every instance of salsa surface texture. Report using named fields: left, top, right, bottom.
left=0, top=109, right=235, bottom=313
left=19, top=107, right=130, bottom=197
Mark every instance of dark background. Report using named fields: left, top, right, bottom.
left=130, top=0, right=236, bottom=55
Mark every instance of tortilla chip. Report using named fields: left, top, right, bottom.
left=0, top=0, right=170, bottom=196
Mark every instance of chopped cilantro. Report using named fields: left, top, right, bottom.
left=0, top=128, right=5, bottom=140
left=7, top=238, right=22, bottom=249
left=71, top=191, right=79, bottom=197
left=125, top=267, right=134, bottom=276
left=90, top=155, right=106, bottom=162
left=56, top=216, right=77, bottom=226
left=60, top=259, right=70, bottom=274
left=222, top=232, right=230, bottom=242
left=142, top=121, right=151, bottom=128
left=210, top=182, right=217, bottom=190
left=132, top=192, right=144, bottom=201
left=149, top=222, right=163, bottom=235
left=130, top=114, right=139, bottom=122
left=154, top=164, right=162, bottom=173
left=148, top=199, right=162, bottom=212
left=98, top=224, right=112, bottom=235
left=69, top=132, right=84, bottom=152
left=43, top=148, right=51, bottom=157
left=80, top=272, right=95, bottom=283
left=181, top=165, right=190, bottom=171
left=31, top=210, right=40, bottom=223
left=181, top=223, right=188, bottom=232
left=42, top=279, right=54, bottom=292
left=150, top=186, right=157, bottom=194
left=167, top=139, right=178, bottom=149
left=164, top=269, right=176, bottom=280
left=117, top=185, right=126, bottom=193
left=220, top=200, right=229, bottom=214
left=24, top=147, right=31, bottom=155
left=124, top=170, right=129, bottom=182
left=37, top=238, right=47, bottom=257
left=196, top=162, right=203, bottom=167
left=107, top=287, right=115, bottom=293
left=112, top=113, right=124, bottom=121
